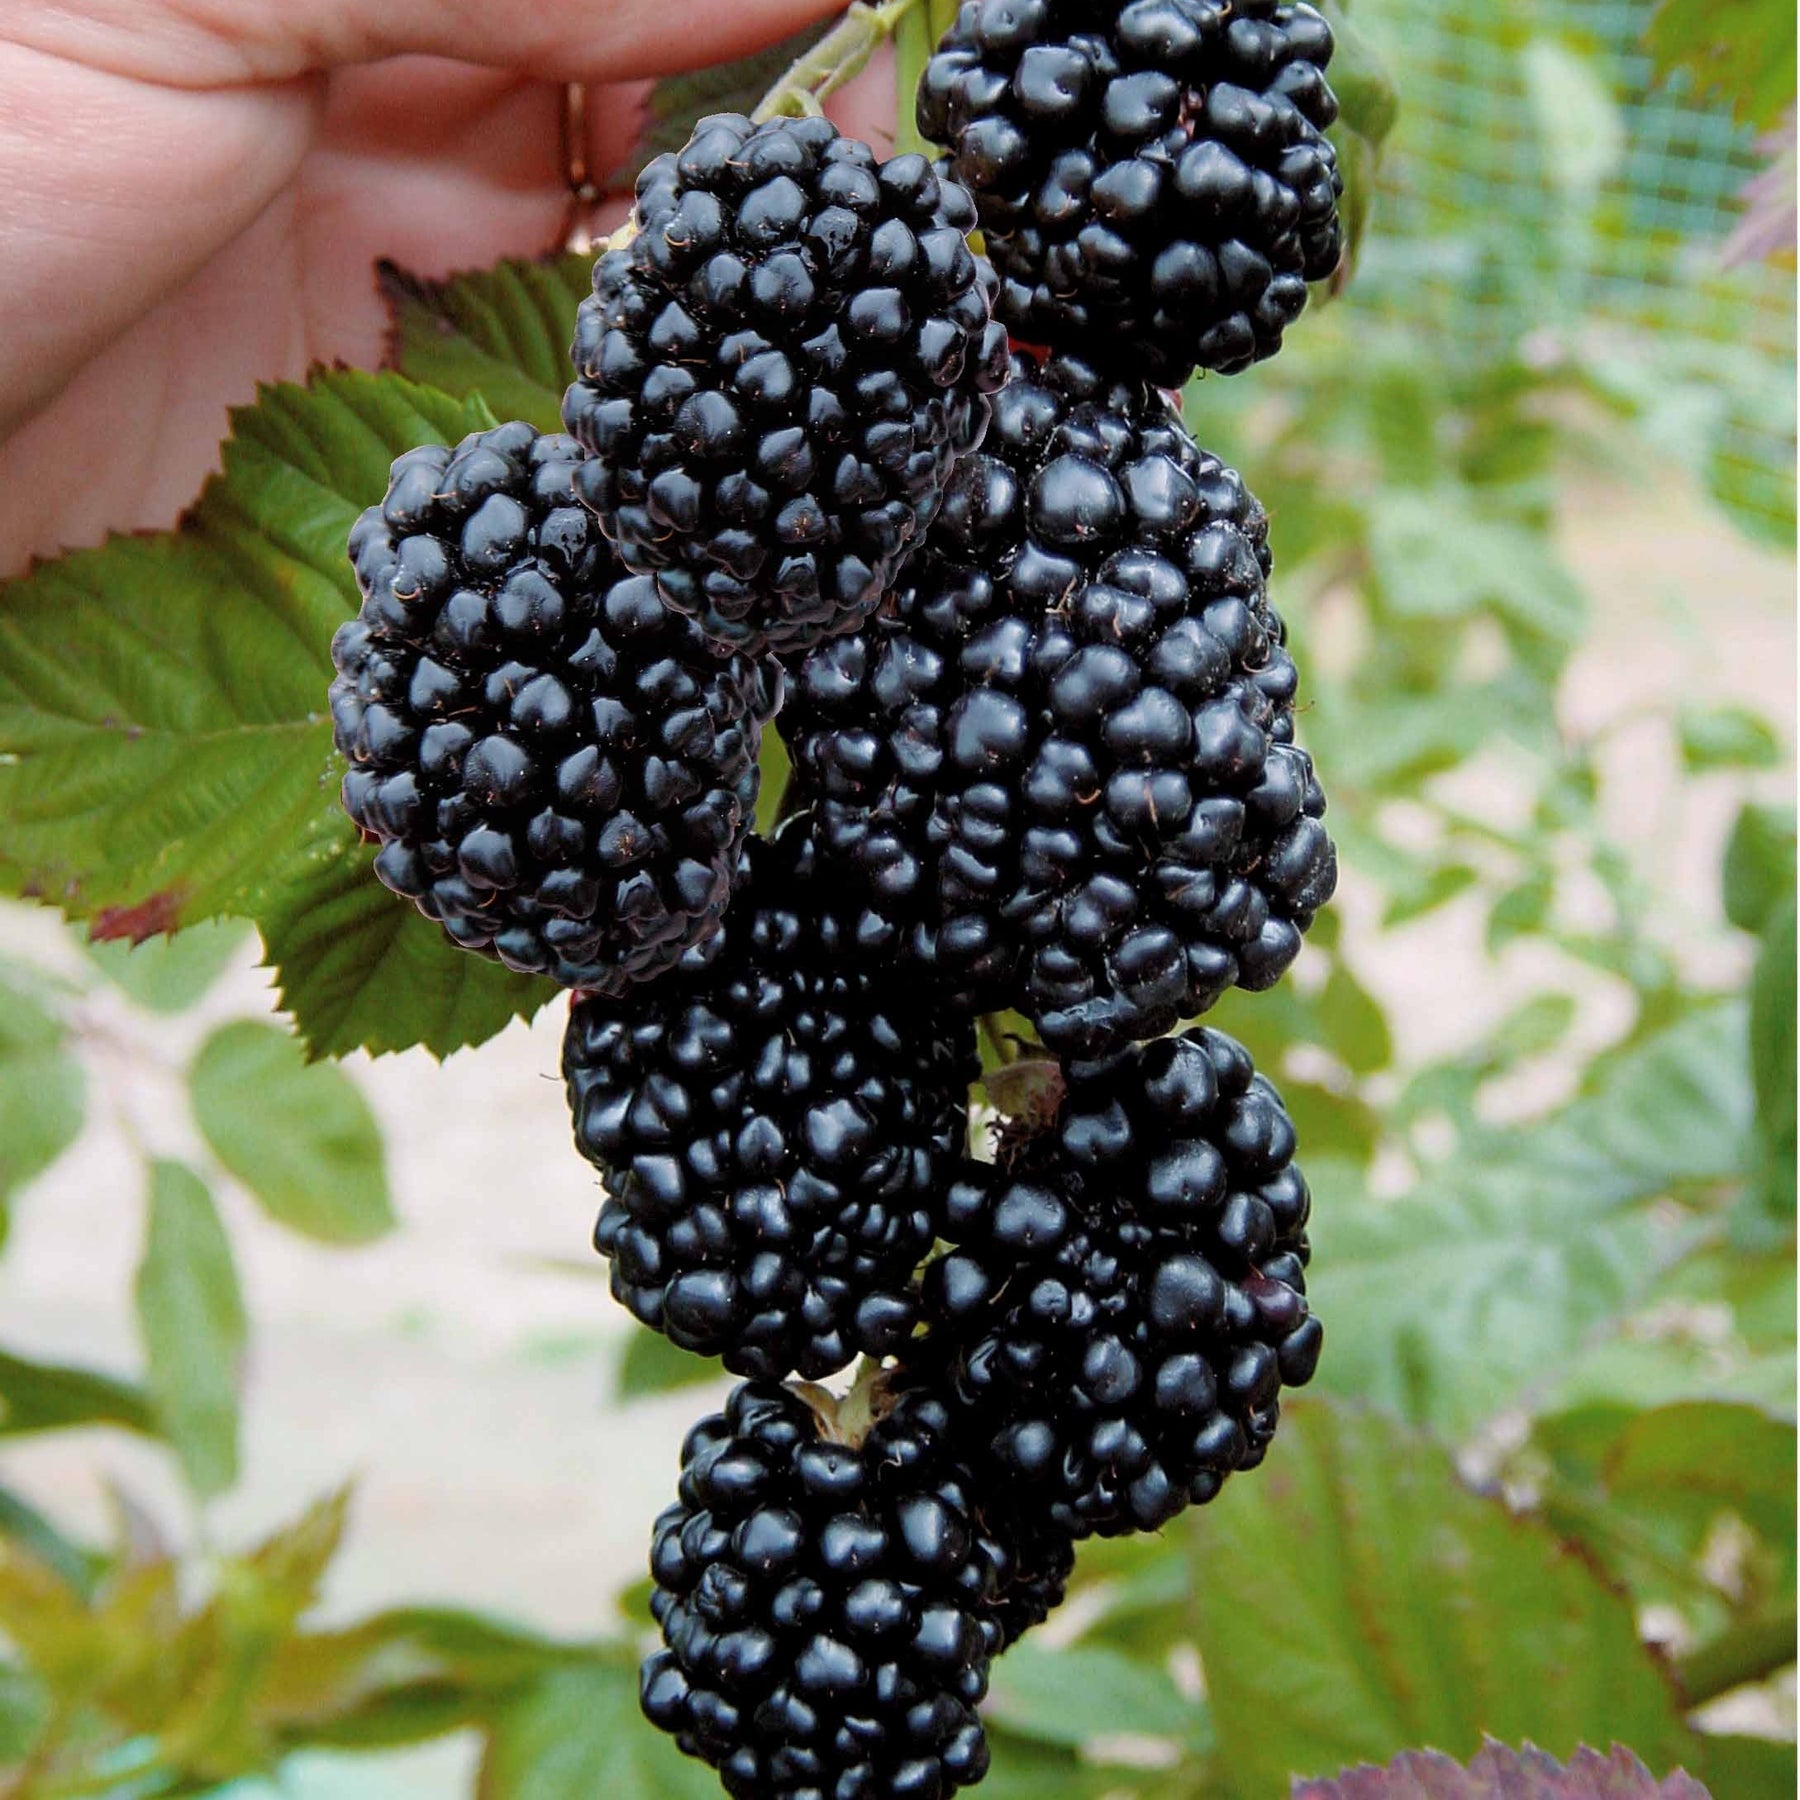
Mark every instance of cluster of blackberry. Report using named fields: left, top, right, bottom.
left=334, top=7, right=1343, bottom=1792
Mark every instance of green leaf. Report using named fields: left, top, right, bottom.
left=1316, top=965, right=1393, bottom=1075
left=1678, top=704, right=1783, bottom=773
left=1367, top=491, right=1586, bottom=645
left=260, top=1605, right=572, bottom=1748
left=136, top=1162, right=246, bottom=1500
left=0, top=372, right=494, bottom=938
left=754, top=728, right=793, bottom=838
left=1723, top=802, right=1796, bottom=936
left=0, top=1483, right=104, bottom=1599
left=0, top=1346, right=156, bottom=1438
left=0, top=1656, right=48, bottom=1764
left=380, top=257, right=590, bottom=430
left=85, top=919, right=250, bottom=1014
left=478, top=1659, right=721, bottom=1800
left=1748, top=890, right=1796, bottom=1218
left=984, top=1641, right=1209, bottom=1755
left=615, top=1329, right=726, bottom=1404
left=1522, top=40, right=1626, bottom=197
left=0, top=966, right=83, bottom=1217
left=262, top=810, right=556, bottom=1061
left=1647, top=0, right=1798, bottom=130
left=1312, top=1009, right=1751, bottom=1433
left=1695, top=1734, right=1796, bottom=1800
left=190, top=1021, right=394, bottom=1244
left=1487, top=868, right=1555, bottom=951
left=1185, top=1399, right=1697, bottom=1793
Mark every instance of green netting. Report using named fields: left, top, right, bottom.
left=1346, top=0, right=1794, bottom=539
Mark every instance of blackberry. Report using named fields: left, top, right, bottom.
left=564, top=830, right=975, bottom=1381
left=564, top=112, right=1010, bottom=658
left=332, top=424, right=779, bottom=993
left=784, top=350, right=1336, bottom=1065
left=919, top=0, right=1344, bottom=382
left=642, top=1376, right=1060, bottom=1798
left=921, top=1025, right=1320, bottom=1539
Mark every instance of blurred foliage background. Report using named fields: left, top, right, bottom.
left=0, top=0, right=1792, bottom=1794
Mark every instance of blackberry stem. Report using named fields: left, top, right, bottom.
left=752, top=0, right=925, bottom=123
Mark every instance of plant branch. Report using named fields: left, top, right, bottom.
left=753, top=0, right=925, bottom=122
left=1675, top=1606, right=1797, bottom=1706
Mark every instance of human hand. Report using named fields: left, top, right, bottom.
left=0, top=0, right=896, bottom=573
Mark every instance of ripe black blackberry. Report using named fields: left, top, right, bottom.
left=564, top=112, right=1010, bottom=658
left=919, top=0, right=1344, bottom=383
left=642, top=1376, right=1064, bottom=1798
left=784, top=349, right=1336, bottom=1065
left=332, top=423, right=778, bottom=993
left=921, top=1026, right=1321, bottom=1539
left=565, top=830, right=975, bottom=1382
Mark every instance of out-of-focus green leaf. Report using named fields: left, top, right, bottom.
left=478, top=1658, right=721, bottom=1800
left=0, top=965, right=83, bottom=1224
left=1694, top=1732, right=1796, bottom=1800
left=1318, top=1, right=1400, bottom=283
left=380, top=257, right=590, bottom=431
left=1312, top=1008, right=1751, bottom=1433
left=985, top=1641, right=1209, bottom=1755
left=84, top=919, right=250, bottom=1014
left=1186, top=1399, right=1697, bottom=1793
left=191, top=1021, right=393, bottom=1244
left=1537, top=1400, right=1796, bottom=1595
left=1487, top=869, right=1555, bottom=951
left=0, top=1483, right=103, bottom=1599
left=0, top=1347, right=156, bottom=1439
left=1747, top=890, right=1796, bottom=1221
left=615, top=1330, right=726, bottom=1404
left=1647, top=0, right=1798, bottom=130
left=136, top=1162, right=246, bottom=1500
left=1722, top=802, right=1796, bottom=936
left=261, top=1606, right=575, bottom=1749
left=0, top=1655, right=47, bottom=1763
left=1678, top=704, right=1783, bottom=772
left=262, top=811, right=556, bottom=1062
left=1316, top=965, right=1393, bottom=1075
left=1367, top=491, right=1586, bottom=644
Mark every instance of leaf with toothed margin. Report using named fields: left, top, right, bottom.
left=0, top=371, right=493, bottom=937
left=380, top=256, right=592, bottom=432
left=262, top=806, right=557, bottom=1062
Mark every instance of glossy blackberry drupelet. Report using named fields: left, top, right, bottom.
left=565, top=831, right=976, bottom=1382
left=332, top=424, right=779, bottom=993
left=784, top=350, right=1336, bottom=1065
left=921, top=1026, right=1321, bottom=1539
left=564, top=112, right=1011, bottom=658
left=642, top=1378, right=1065, bottom=1798
left=919, top=0, right=1343, bottom=383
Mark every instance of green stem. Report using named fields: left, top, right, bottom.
left=752, top=0, right=926, bottom=123
left=891, top=0, right=934, bottom=155
left=1675, top=1607, right=1797, bottom=1707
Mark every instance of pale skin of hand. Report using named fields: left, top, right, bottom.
left=0, top=0, right=898, bottom=577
